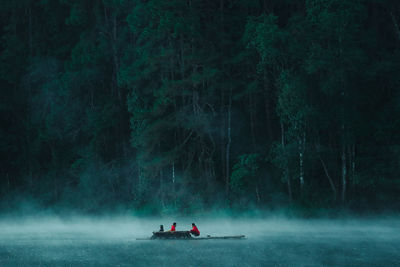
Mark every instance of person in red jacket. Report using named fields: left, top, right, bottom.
left=170, top=222, right=176, bottom=231
left=190, top=223, right=200, bottom=236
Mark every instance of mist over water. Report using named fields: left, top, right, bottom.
left=0, top=216, right=400, bottom=266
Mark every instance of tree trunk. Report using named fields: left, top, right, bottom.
left=281, top=122, right=292, bottom=203
left=298, top=131, right=305, bottom=197
left=172, top=161, right=176, bottom=208
left=264, top=70, right=273, bottom=141
left=137, top=163, right=143, bottom=200
left=160, top=168, right=165, bottom=209
left=249, top=92, right=257, bottom=149
left=346, top=143, right=356, bottom=199
left=225, top=87, right=232, bottom=197
left=111, top=10, right=120, bottom=101
left=341, top=142, right=347, bottom=203
left=339, top=30, right=346, bottom=204
left=352, top=144, right=355, bottom=186
left=316, top=145, right=337, bottom=201
left=219, top=0, right=226, bottom=183
left=255, top=185, right=261, bottom=204
left=220, top=89, right=226, bottom=185
left=172, top=161, right=175, bottom=184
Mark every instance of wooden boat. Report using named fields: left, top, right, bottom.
left=136, top=231, right=245, bottom=240
left=152, top=231, right=192, bottom=239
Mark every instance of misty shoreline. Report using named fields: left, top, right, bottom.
left=1, top=208, right=399, bottom=221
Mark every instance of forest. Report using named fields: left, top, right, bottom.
left=1, top=0, right=400, bottom=215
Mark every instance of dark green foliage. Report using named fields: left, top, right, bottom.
left=1, top=0, right=400, bottom=214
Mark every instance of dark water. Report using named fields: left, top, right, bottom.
left=0, top=218, right=399, bottom=266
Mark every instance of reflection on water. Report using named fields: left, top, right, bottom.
left=0, top=217, right=399, bottom=266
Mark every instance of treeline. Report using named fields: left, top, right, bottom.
left=1, top=0, right=400, bottom=214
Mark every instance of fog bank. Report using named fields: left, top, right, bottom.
left=1, top=216, right=400, bottom=240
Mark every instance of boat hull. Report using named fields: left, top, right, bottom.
left=151, top=231, right=192, bottom=239
left=137, top=232, right=246, bottom=240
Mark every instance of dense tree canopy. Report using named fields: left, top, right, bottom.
left=1, top=0, right=400, bottom=214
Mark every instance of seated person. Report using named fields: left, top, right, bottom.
left=190, top=223, right=200, bottom=236
left=170, top=222, right=176, bottom=231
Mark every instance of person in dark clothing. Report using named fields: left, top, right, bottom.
left=190, top=223, right=200, bottom=236
left=159, top=225, right=164, bottom=232
left=170, top=222, right=176, bottom=231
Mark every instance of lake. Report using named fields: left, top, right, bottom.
left=0, top=217, right=399, bottom=266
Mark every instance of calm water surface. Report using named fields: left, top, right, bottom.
left=0, top=218, right=399, bottom=266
